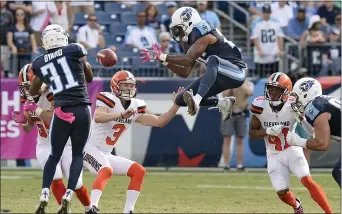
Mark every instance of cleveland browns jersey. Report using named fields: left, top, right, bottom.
left=305, top=95, right=341, bottom=142
left=250, top=96, right=297, bottom=155
left=88, top=92, right=147, bottom=153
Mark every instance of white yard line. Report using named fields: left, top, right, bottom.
left=197, top=184, right=337, bottom=191
left=0, top=175, right=34, bottom=179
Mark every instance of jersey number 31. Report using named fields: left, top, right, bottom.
left=268, top=127, right=290, bottom=151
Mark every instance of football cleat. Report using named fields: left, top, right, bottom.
left=35, top=190, right=49, bottom=214
left=57, top=191, right=72, bottom=214
left=209, top=97, right=236, bottom=122
left=294, top=198, right=304, bottom=214
left=85, top=206, right=100, bottom=214
left=183, top=90, right=198, bottom=116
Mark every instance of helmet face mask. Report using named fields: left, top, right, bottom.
left=111, top=71, right=137, bottom=101
left=170, top=25, right=187, bottom=42
left=265, top=84, right=288, bottom=106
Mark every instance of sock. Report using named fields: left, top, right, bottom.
left=124, top=163, right=146, bottom=213
left=193, top=94, right=202, bottom=107
left=42, top=155, right=60, bottom=189
left=64, top=189, right=74, bottom=199
left=301, top=176, right=333, bottom=213
left=237, top=164, right=243, bottom=168
left=278, top=191, right=297, bottom=208
left=91, top=167, right=113, bottom=207
left=51, top=179, right=66, bottom=205
left=67, top=156, right=83, bottom=190
left=40, top=187, right=50, bottom=200
left=123, top=190, right=140, bottom=213
left=91, top=189, right=103, bottom=208
left=75, top=185, right=91, bottom=209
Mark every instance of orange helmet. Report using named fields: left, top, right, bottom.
left=18, top=64, right=34, bottom=103
left=110, top=70, right=137, bottom=100
left=264, top=72, right=292, bottom=106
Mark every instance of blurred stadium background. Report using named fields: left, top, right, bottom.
left=0, top=1, right=341, bottom=213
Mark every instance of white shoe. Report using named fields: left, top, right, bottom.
left=183, top=90, right=198, bottom=116
left=57, top=190, right=72, bottom=214
left=35, top=191, right=49, bottom=214
left=209, top=97, right=236, bottom=122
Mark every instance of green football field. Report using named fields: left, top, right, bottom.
left=1, top=169, right=340, bottom=213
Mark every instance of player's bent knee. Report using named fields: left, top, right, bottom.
left=127, top=163, right=146, bottom=178
left=277, top=189, right=289, bottom=196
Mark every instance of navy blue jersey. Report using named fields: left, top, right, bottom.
left=305, top=95, right=341, bottom=141
left=31, top=43, right=90, bottom=107
left=183, top=20, right=246, bottom=68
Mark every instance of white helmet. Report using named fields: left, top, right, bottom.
left=42, top=24, right=68, bottom=51
left=169, top=7, right=202, bottom=42
left=292, top=77, right=322, bottom=113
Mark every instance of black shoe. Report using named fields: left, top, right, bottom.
left=237, top=166, right=245, bottom=172
left=129, top=211, right=133, bottom=214
left=86, top=206, right=100, bottom=214
left=294, top=198, right=304, bottom=214
left=223, top=166, right=230, bottom=171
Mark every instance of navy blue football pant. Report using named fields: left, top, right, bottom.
left=175, top=56, right=246, bottom=107
left=42, top=104, right=91, bottom=191
left=332, top=156, right=341, bottom=188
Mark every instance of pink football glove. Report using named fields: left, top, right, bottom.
left=24, top=100, right=38, bottom=112
left=140, top=43, right=162, bottom=63
left=12, top=111, right=27, bottom=124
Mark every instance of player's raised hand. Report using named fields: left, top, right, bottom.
left=173, top=87, right=185, bottom=104
left=24, top=100, right=38, bottom=112
left=266, top=125, right=284, bottom=136
left=140, top=44, right=162, bottom=63
left=121, top=108, right=136, bottom=119
left=11, top=111, right=27, bottom=124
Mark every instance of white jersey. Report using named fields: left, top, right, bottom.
left=250, top=17, right=284, bottom=63
left=250, top=96, right=297, bottom=156
left=88, top=92, right=146, bottom=153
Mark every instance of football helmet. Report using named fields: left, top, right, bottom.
left=42, top=24, right=68, bottom=51
left=111, top=70, right=137, bottom=100
left=18, top=64, right=34, bottom=102
left=292, top=77, right=322, bottom=113
left=264, top=72, right=292, bottom=106
left=169, top=7, right=202, bottom=42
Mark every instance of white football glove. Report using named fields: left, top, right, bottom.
left=266, top=125, right=284, bottom=136
left=286, top=131, right=307, bottom=148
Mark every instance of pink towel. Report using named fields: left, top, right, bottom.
left=55, top=107, right=75, bottom=124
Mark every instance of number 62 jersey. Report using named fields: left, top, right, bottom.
left=250, top=96, right=297, bottom=156
left=88, top=92, right=146, bottom=154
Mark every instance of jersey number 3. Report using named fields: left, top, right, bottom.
left=268, top=127, right=290, bottom=151
left=40, top=56, right=79, bottom=94
left=106, top=124, right=126, bottom=146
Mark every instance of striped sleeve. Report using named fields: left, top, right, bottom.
left=250, top=96, right=265, bottom=115
left=137, top=105, right=146, bottom=114
left=96, top=93, right=115, bottom=108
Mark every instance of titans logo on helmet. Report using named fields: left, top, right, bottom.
left=299, top=80, right=315, bottom=92
left=180, top=8, right=193, bottom=22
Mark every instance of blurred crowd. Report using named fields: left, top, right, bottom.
left=0, top=1, right=341, bottom=78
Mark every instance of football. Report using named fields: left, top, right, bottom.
left=96, top=48, right=118, bottom=67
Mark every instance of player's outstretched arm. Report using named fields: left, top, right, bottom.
left=287, top=113, right=331, bottom=151
left=93, top=106, right=124, bottom=123
left=165, top=35, right=212, bottom=68
left=249, top=115, right=267, bottom=139
left=81, top=57, right=93, bottom=83
left=136, top=87, right=184, bottom=128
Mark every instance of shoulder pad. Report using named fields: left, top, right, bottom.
left=96, top=92, right=116, bottom=108
left=194, top=20, right=212, bottom=36
left=135, top=99, right=147, bottom=113
left=250, top=96, right=265, bottom=115
left=70, top=43, right=88, bottom=56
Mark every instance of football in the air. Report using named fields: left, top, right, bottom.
left=96, top=48, right=118, bottom=67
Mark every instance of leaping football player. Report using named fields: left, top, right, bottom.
left=11, top=64, right=93, bottom=213
left=287, top=77, right=341, bottom=188
left=249, top=73, right=332, bottom=213
left=141, top=7, right=247, bottom=121
left=82, top=70, right=183, bottom=213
